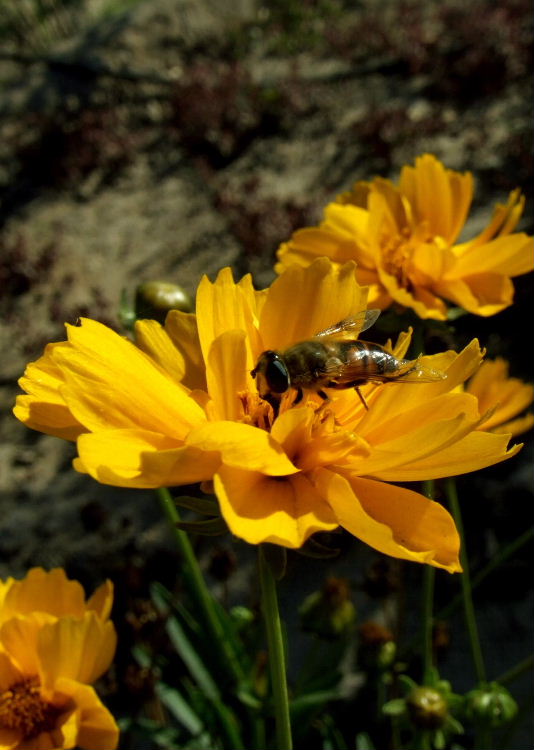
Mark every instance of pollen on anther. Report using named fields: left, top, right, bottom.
left=0, top=677, right=61, bottom=739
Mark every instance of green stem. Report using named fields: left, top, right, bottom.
left=437, top=526, right=534, bottom=622
left=156, top=487, right=244, bottom=685
left=422, top=565, right=435, bottom=684
left=445, top=478, right=487, bottom=684
left=494, top=653, right=534, bottom=686
left=422, top=480, right=435, bottom=684
left=258, top=545, right=293, bottom=750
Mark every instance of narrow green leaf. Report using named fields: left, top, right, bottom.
left=290, top=689, right=343, bottom=714
left=155, top=682, right=204, bottom=736
left=166, top=617, right=220, bottom=700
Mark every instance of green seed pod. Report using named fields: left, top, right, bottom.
left=465, top=683, right=518, bottom=729
left=407, top=686, right=448, bottom=729
left=135, top=281, right=194, bottom=322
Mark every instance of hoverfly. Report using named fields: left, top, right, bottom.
left=250, top=309, right=446, bottom=410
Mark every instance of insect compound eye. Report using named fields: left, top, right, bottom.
left=264, top=354, right=290, bottom=394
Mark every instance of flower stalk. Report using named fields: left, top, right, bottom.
left=444, top=477, right=487, bottom=684
left=421, top=480, right=436, bottom=685
left=258, top=545, right=293, bottom=750
left=156, top=487, right=245, bottom=686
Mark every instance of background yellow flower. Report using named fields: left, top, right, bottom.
left=466, top=358, right=534, bottom=437
left=14, top=261, right=521, bottom=572
left=0, top=568, right=118, bottom=750
left=276, top=154, right=533, bottom=320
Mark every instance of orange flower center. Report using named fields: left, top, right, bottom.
left=381, top=228, right=414, bottom=289
left=239, top=391, right=275, bottom=430
left=240, top=389, right=325, bottom=432
left=0, top=676, right=61, bottom=739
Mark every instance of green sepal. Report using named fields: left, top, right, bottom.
left=175, top=517, right=228, bottom=536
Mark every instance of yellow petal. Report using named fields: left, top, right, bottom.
left=13, top=394, right=84, bottom=441
left=0, top=650, right=23, bottom=691
left=371, top=431, right=521, bottom=481
left=354, top=413, right=480, bottom=477
left=164, top=310, right=207, bottom=390
left=55, top=319, right=205, bottom=439
left=314, top=468, right=461, bottom=572
left=455, top=189, right=526, bottom=247
left=449, top=233, right=534, bottom=278
left=195, top=268, right=261, bottom=371
left=435, top=274, right=514, bottom=316
left=14, top=343, right=85, bottom=440
left=358, top=392, right=480, bottom=446
left=85, top=581, right=114, bottom=622
left=376, top=265, right=448, bottom=320
left=186, top=422, right=298, bottom=475
left=0, top=615, right=44, bottom=675
left=37, top=612, right=116, bottom=687
left=349, top=340, right=482, bottom=431
left=259, top=258, right=368, bottom=350
left=52, top=678, right=119, bottom=750
left=76, top=429, right=219, bottom=488
left=134, top=318, right=188, bottom=384
left=399, top=154, right=473, bottom=244
left=214, top=467, right=338, bottom=547
left=477, top=380, right=534, bottom=431
left=492, top=413, right=534, bottom=437
left=1, top=568, right=85, bottom=623
left=206, top=330, right=247, bottom=421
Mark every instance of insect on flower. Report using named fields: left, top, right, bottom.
left=251, top=309, right=447, bottom=410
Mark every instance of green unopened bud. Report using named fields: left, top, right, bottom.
left=407, top=686, right=448, bottom=729
left=300, top=577, right=356, bottom=638
left=135, top=281, right=193, bottom=322
left=465, top=683, right=518, bottom=729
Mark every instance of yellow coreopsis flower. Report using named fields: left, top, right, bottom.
left=14, top=260, right=521, bottom=573
left=466, top=358, right=534, bottom=437
left=276, top=154, right=533, bottom=320
left=0, top=568, right=118, bottom=750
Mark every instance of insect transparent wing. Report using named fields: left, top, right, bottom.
left=315, top=309, right=381, bottom=339
left=388, top=358, right=448, bottom=383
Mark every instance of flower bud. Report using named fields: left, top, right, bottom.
left=135, top=281, right=193, bottom=322
left=465, top=683, right=518, bottom=729
left=407, top=686, right=448, bottom=729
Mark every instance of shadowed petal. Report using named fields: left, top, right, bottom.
left=205, top=330, right=247, bottom=421
left=186, top=422, right=298, bottom=475
left=214, top=467, right=338, bottom=547
left=52, top=678, right=119, bottom=750
left=37, top=613, right=116, bottom=687
left=75, top=429, right=219, bottom=488
left=314, top=468, right=461, bottom=572
left=260, top=258, right=368, bottom=349
left=371, top=431, right=522, bottom=481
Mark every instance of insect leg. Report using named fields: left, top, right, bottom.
left=355, top=386, right=369, bottom=410
left=292, top=387, right=304, bottom=405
